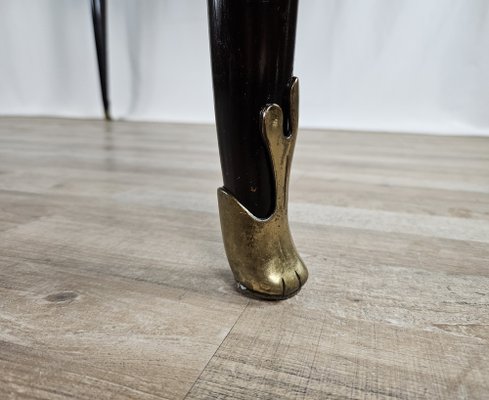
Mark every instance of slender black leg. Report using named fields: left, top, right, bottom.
left=91, top=0, right=111, bottom=120
left=208, top=0, right=308, bottom=299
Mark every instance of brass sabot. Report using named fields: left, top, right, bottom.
left=217, top=77, right=308, bottom=300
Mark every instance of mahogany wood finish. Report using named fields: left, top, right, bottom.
left=207, top=0, right=299, bottom=217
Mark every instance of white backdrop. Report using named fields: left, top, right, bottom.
left=0, top=0, right=488, bottom=135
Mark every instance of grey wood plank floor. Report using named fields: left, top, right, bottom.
left=0, top=117, right=488, bottom=399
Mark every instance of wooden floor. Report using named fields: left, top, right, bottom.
left=1, top=117, right=488, bottom=400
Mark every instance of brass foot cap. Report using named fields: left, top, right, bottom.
left=218, top=77, right=308, bottom=301
left=236, top=281, right=304, bottom=301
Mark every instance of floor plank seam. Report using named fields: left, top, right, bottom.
left=182, top=301, right=250, bottom=399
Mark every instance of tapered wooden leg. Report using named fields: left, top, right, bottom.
left=207, top=0, right=298, bottom=218
left=208, top=0, right=308, bottom=299
left=91, top=0, right=111, bottom=120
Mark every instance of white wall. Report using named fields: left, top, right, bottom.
left=1, top=0, right=488, bottom=135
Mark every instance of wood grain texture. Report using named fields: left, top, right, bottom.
left=0, top=117, right=488, bottom=399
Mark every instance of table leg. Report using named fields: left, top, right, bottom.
left=207, top=0, right=308, bottom=299
left=91, top=0, right=111, bottom=120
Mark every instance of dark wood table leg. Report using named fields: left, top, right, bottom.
left=207, top=0, right=308, bottom=300
left=91, top=0, right=111, bottom=121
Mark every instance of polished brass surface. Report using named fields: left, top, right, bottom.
left=218, top=77, right=308, bottom=300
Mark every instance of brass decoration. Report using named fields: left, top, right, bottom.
left=217, top=77, right=308, bottom=300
